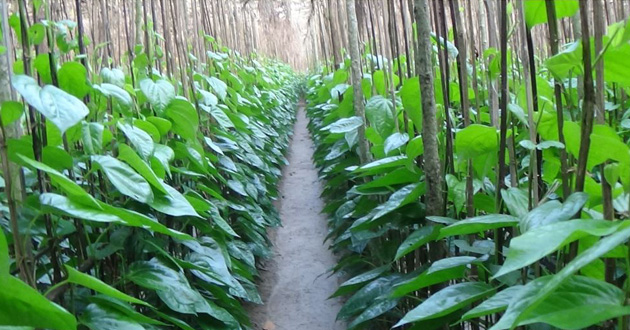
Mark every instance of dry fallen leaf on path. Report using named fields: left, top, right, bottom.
left=262, top=320, right=276, bottom=330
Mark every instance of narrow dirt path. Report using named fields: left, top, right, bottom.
left=248, top=102, right=345, bottom=330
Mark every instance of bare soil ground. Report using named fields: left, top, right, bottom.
left=247, top=103, right=346, bottom=330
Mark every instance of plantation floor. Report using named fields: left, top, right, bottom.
left=248, top=102, right=345, bottom=330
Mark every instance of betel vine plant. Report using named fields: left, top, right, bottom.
left=0, top=1, right=298, bottom=330
left=308, top=0, right=630, bottom=329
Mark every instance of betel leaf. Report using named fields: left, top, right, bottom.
left=87, top=295, right=166, bottom=326
left=384, top=132, right=409, bottom=155
left=500, top=187, right=529, bottom=218
left=81, top=122, right=104, bottom=155
left=1, top=234, right=75, bottom=329
left=149, top=182, right=200, bottom=218
left=165, top=99, right=198, bottom=141
left=17, top=154, right=101, bottom=209
left=524, top=0, right=578, bottom=28
left=504, top=225, right=630, bottom=329
left=395, top=282, right=495, bottom=327
left=461, top=285, right=525, bottom=321
left=331, top=265, right=390, bottom=298
left=94, top=83, right=132, bottom=108
left=12, top=75, right=89, bottom=134
left=39, top=193, right=192, bottom=240
left=118, top=122, right=155, bottom=159
left=349, top=155, right=408, bottom=175
left=0, top=101, right=24, bottom=126
left=494, top=219, right=627, bottom=278
left=491, top=275, right=630, bottom=330
left=399, top=77, right=421, bottom=130
left=100, top=67, right=125, bottom=87
left=57, top=62, right=90, bottom=99
left=140, top=79, right=175, bottom=112
left=64, top=265, right=148, bottom=306
left=351, top=183, right=424, bottom=232
left=0, top=255, right=76, bottom=330
left=206, top=76, right=228, bottom=100
left=92, top=155, right=154, bottom=204
left=117, top=144, right=168, bottom=194
left=394, top=225, right=441, bottom=261
left=392, top=256, right=482, bottom=298
left=348, top=297, right=400, bottom=329
left=365, top=95, right=395, bottom=138
left=326, top=116, right=363, bottom=134
left=520, top=192, right=588, bottom=232
left=437, top=214, right=519, bottom=239
left=126, top=258, right=214, bottom=315
left=455, top=124, right=497, bottom=159
left=80, top=303, right=144, bottom=330
left=338, top=276, right=399, bottom=321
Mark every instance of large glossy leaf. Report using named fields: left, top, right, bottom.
left=437, top=214, right=519, bottom=239
left=118, top=122, right=155, bottom=160
left=351, top=183, right=424, bottom=232
left=92, top=155, right=154, bottom=204
left=399, top=77, right=421, bottom=130
left=501, top=225, right=630, bottom=329
left=392, top=257, right=481, bottom=298
left=81, top=122, right=104, bottom=155
left=395, top=282, right=495, bottom=327
left=495, top=219, right=627, bottom=278
left=165, top=99, right=198, bottom=141
left=491, top=275, right=630, bottom=330
left=126, top=258, right=213, bottom=315
left=461, top=285, right=524, bottom=321
left=331, top=266, right=390, bottom=298
left=182, top=238, right=246, bottom=298
left=365, top=95, right=395, bottom=138
left=0, top=276, right=76, bottom=330
left=80, top=303, right=144, bottom=330
left=64, top=265, right=148, bottom=306
left=338, top=276, right=399, bottom=321
left=326, top=116, right=363, bottom=134
left=394, top=225, right=441, bottom=261
left=500, top=188, right=529, bottom=218
left=348, top=297, right=400, bottom=329
left=206, top=76, right=227, bottom=100
left=100, top=67, right=125, bottom=87
left=140, top=79, right=175, bottom=112
left=39, top=193, right=192, bottom=240
left=58, top=62, right=90, bottom=99
left=94, top=83, right=132, bottom=107
left=12, top=75, right=89, bottom=134
left=520, top=192, right=588, bottom=232
left=17, top=154, right=101, bottom=209
left=384, top=132, right=409, bottom=155
left=455, top=124, right=497, bottom=160
left=117, top=144, right=168, bottom=194
left=149, top=182, right=200, bottom=217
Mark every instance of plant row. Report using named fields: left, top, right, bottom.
left=0, top=11, right=298, bottom=330
left=307, top=2, right=630, bottom=329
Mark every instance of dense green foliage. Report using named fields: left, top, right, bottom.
left=308, top=2, right=630, bottom=329
left=0, top=10, right=297, bottom=330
